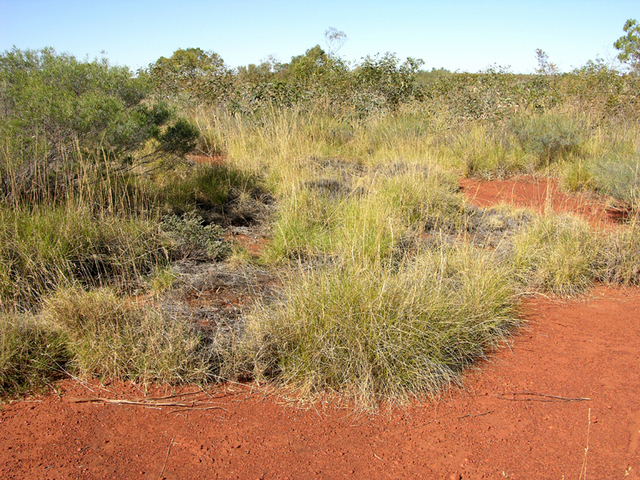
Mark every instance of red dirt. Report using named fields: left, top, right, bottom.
left=1, top=287, right=639, bottom=479
left=186, top=154, right=225, bottom=166
left=459, top=176, right=630, bottom=226
left=1, top=177, right=639, bottom=479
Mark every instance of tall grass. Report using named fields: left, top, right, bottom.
left=44, top=287, right=215, bottom=383
left=240, top=245, right=517, bottom=405
left=0, top=312, right=68, bottom=397
left=509, top=215, right=601, bottom=295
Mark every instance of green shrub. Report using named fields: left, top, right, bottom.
left=158, top=118, right=200, bottom=156
left=161, top=211, right=230, bottom=261
left=0, top=47, right=166, bottom=159
left=509, top=114, right=585, bottom=167
left=0, top=47, right=201, bottom=208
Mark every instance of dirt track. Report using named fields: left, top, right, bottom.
left=1, top=177, right=638, bottom=479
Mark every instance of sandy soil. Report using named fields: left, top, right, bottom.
left=1, top=177, right=638, bottom=479
left=459, top=176, right=629, bottom=226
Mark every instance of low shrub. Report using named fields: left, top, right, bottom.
left=161, top=211, right=230, bottom=261
left=510, top=114, right=585, bottom=167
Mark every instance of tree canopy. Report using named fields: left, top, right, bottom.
left=614, top=19, right=640, bottom=73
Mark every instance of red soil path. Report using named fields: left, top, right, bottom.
left=459, top=176, right=629, bottom=226
left=1, top=178, right=639, bottom=479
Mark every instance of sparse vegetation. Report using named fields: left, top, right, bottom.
left=2, top=28, right=640, bottom=406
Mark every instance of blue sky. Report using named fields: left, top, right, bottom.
left=0, top=1, right=637, bottom=73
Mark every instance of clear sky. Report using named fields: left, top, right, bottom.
left=0, top=0, right=637, bottom=73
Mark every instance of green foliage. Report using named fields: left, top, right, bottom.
left=614, top=19, right=640, bottom=73
left=353, top=53, right=424, bottom=113
left=149, top=48, right=232, bottom=103
left=509, top=114, right=584, bottom=167
left=158, top=118, right=199, bottom=155
left=535, top=49, right=558, bottom=76
left=587, top=152, right=640, bottom=207
left=161, top=212, right=230, bottom=261
left=158, top=162, right=260, bottom=212
left=0, top=47, right=171, bottom=159
left=597, top=222, right=640, bottom=285
left=565, top=59, right=628, bottom=115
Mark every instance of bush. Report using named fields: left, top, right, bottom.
left=0, top=47, right=201, bottom=207
left=0, top=47, right=168, bottom=160
left=161, top=211, right=230, bottom=261
left=510, top=114, right=585, bottom=167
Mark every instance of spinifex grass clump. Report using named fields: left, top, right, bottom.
left=588, top=152, right=640, bottom=209
left=597, top=220, right=640, bottom=285
left=0, top=313, right=68, bottom=397
left=0, top=205, right=170, bottom=310
left=44, top=287, right=215, bottom=383
left=241, top=245, right=517, bottom=405
left=265, top=163, right=463, bottom=263
left=509, top=114, right=586, bottom=168
left=509, top=214, right=602, bottom=295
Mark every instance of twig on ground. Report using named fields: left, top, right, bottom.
left=158, top=437, right=174, bottom=480
left=67, top=397, right=200, bottom=407
left=458, top=410, right=494, bottom=419
left=492, top=392, right=591, bottom=402
left=130, top=391, right=204, bottom=402
left=579, top=408, right=591, bottom=480
left=167, top=406, right=227, bottom=414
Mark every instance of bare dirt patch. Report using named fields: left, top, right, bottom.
left=460, top=176, right=629, bottom=226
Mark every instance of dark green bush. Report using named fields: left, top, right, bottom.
left=158, top=118, right=200, bottom=156
left=0, top=47, right=167, bottom=158
left=161, top=211, right=230, bottom=261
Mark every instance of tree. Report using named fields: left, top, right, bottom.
left=0, top=47, right=199, bottom=170
left=0, top=47, right=165, bottom=158
left=324, top=27, right=347, bottom=56
left=149, top=48, right=232, bottom=101
left=614, top=19, right=640, bottom=73
left=535, top=49, right=558, bottom=75
left=353, top=53, right=424, bottom=109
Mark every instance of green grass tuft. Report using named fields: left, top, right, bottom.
left=241, top=245, right=517, bottom=405
left=0, top=313, right=68, bottom=397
